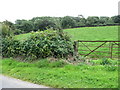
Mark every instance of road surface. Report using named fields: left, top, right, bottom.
left=0, top=74, right=50, bottom=88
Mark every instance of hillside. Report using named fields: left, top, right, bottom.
left=64, top=26, right=118, bottom=41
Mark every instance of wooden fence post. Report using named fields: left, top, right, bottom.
left=73, top=41, right=78, bottom=57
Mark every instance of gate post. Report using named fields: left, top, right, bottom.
left=73, top=41, right=79, bottom=58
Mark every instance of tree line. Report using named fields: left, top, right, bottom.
left=1, top=15, right=120, bottom=36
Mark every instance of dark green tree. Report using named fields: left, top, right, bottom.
left=111, top=15, right=120, bottom=24
left=86, top=16, right=99, bottom=26
left=15, top=20, right=34, bottom=33
left=33, top=18, right=56, bottom=31
left=1, top=22, right=14, bottom=38
left=3, top=20, right=15, bottom=30
left=61, top=16, right=76, bottom=29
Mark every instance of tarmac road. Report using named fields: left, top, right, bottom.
left=0, top=74, right=50, bottom=88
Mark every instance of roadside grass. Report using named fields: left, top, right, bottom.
left=2, top=58, right=118, bottom=88
left=0, top=59, right=2, bottom=74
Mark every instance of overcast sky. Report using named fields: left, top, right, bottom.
left=0, top=0, right=119, bottom=23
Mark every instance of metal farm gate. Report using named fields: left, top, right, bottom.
left=73, top=41, right=120, bottom=59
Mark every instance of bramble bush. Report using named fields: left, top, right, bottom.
left=2, top=37, right=21, bottom=57
left=20, top=30, right=74, bottom=60
left=2, top=30, right=74, bottom=60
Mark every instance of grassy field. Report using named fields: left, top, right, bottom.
left=14, top=33, right=32, bottom=42
left=1, top=58, right=118, bottom=88
left=64, top=26, right=118, bottom=41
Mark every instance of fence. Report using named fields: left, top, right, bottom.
left=73, top=41, right=120, bottom=59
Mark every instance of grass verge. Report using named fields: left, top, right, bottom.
left=1, top=58, right=118, bottom=88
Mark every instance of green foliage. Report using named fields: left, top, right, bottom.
left=14, top=29, right=24, bottom=35
left=86, top=16, right=100, bottom=26
left=2, top=30, right=73, bottom=60
left=2, top=37, right=21, bottom=57
left=2, top=20, right=15, bottom=30
left=33, top=17, right=56, bottom=31
left=61, top=16, right=76, bottom=29
left=2, top=15, right=120, bottom=35
left=78, top=18, right=86, bottom=27
left=100, top=58, right=111, bottom=65
left=1, top=22, right=14, bottom=38
left=36, top=59, right=67, bottom=68
left=36, top=59, right=49, bottom=68
left=30, top=17, right=62, bottom=31
left=112, top=15, right=120, bottom=23
left=49, top=60, right=67, bottom=68
left=20, top=30, right=73, bottom=59
left=15, top=20, right=34, bottom=33
left=90, top=59, right=118, bottom=65
left=105, top=65, right=118, bottom=71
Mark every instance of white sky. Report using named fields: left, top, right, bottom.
left=0, top=0, right=119, bottom=23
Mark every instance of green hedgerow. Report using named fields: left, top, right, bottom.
left=2, top=37, right=21, bottom=57
left=2, top=30, right=74, bottom=60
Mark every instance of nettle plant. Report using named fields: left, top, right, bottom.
left=2, top=30, right=74, bottom=60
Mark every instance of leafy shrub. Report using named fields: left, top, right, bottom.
left=20, top=30, right=73, bottom=60
left=14, top=29, right=24, bottom=35
left=1, top=23, right=14, bottom=38
left=100, top=58, right=111, bottom=65
left=2, top=37, right=21, bottom=57
left=2, top=30, right=73, bottom=60
left=90, top=59, right=118, bottom=66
